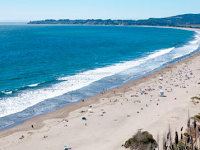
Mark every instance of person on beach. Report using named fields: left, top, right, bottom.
left=31, top=124, right=34, bottom=128
left=19, top=135, right=24, bottom=139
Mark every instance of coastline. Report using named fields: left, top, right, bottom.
left=0, top=27, right=200, bottom=150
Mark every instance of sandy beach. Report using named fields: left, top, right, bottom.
left=0, top=28, right=200, bottom=150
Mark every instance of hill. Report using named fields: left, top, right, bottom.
left=28, top=13, right=200, bottom=28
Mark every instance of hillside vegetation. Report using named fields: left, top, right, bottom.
left=28, top=14, right=200, bottom=28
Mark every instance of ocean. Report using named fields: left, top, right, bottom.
left=0, top=25, right=199, bottom=130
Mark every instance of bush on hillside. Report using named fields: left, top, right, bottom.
left=195, top=115, right=200, bottom=119
left=124, top=131, right=158, bottom=150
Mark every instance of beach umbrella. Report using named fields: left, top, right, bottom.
left=159, top=90, right=164, bottom=96
left=82, top=117, right=87, bottom=120
left=159, top=77, right=163, bottom=80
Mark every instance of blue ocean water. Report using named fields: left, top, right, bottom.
left=0, top=25, right=200, bottom=130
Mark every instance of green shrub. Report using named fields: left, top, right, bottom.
left=195, top=115, right=200, bottom=119
left=184, top=132, right=189, bottom=137
left=124, top=131, right=158, bottom=150
left=191, top=96, right=200, bottom=100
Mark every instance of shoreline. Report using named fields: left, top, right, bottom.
left=0, top=26, right=199, bottom=135
left=0, top=27, right=200, bottom=149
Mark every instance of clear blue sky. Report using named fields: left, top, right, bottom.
left=0, top=0, right=200, bottom=22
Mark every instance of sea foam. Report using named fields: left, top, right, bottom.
left=0, top=31, right=200, bottom=118
left=27, top=83, right=39, bottom=87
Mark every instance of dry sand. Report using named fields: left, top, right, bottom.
left=0, top=28, right=200, bottom=150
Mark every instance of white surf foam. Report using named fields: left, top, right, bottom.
left=173, top=31, right=200, bottom=59
left=1, top=91, right=12, bottom=95
left=189, top=34, right=200, bottom=44
left=0, top=47, right=175, bottom=118
left=28, top=83, right=39, bottom=87
left=0, top=31, right=200, bottom=118
left=145, top=47, right=174, bottom=60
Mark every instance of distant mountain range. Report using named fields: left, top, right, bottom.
left=28, top=14, right=200, bottom=28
